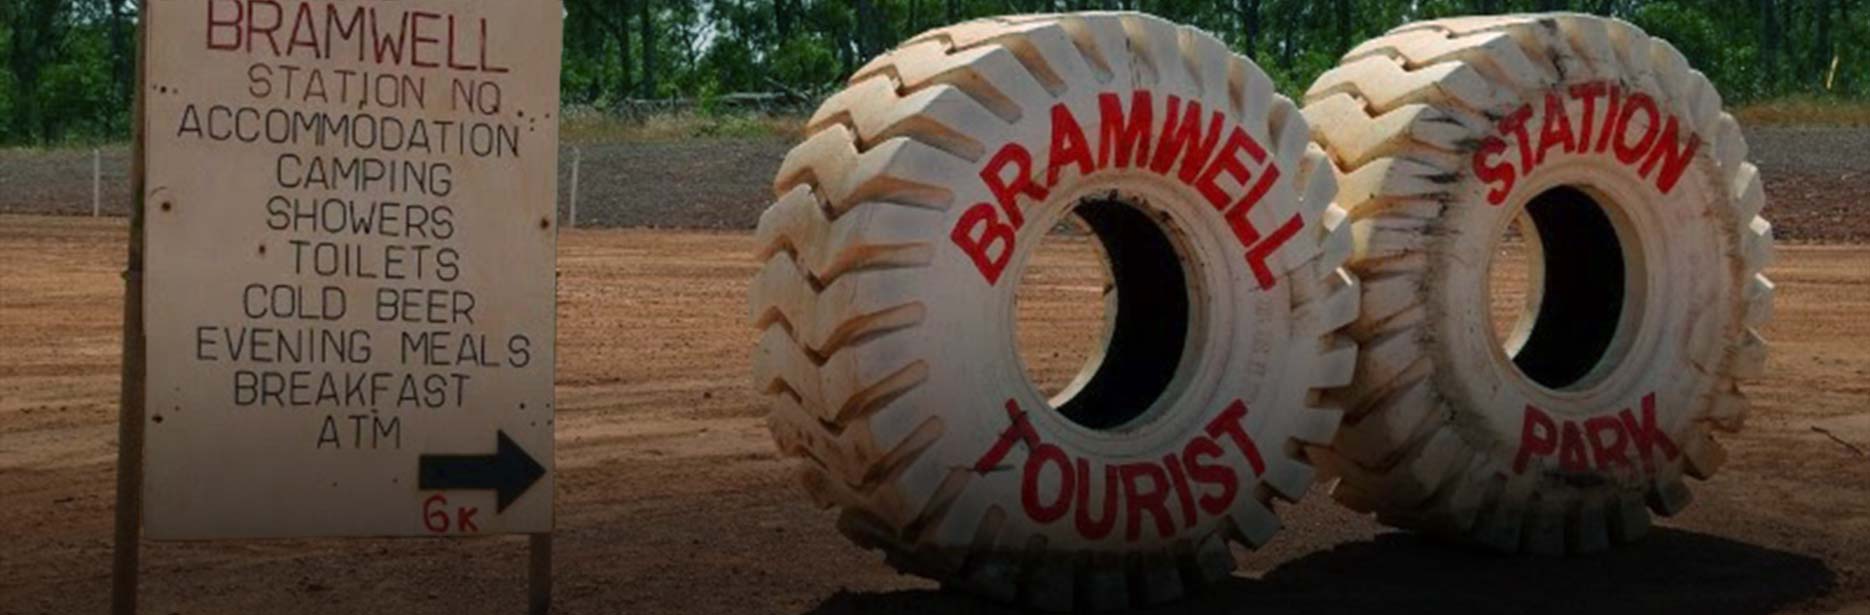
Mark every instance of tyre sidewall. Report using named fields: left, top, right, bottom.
left=896, top=19, right=1323, bottom=552
left=1431, top=77, right=1740, bottom=491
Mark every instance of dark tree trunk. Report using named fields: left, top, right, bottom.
left=1813, top=0, right=1832, bottom=91
left=1781, top=0, right=1795, bottom=92
left=1279, top=2, right=1296, bottom=70
left=108, top=0, right=134, bottom=133
left=1840, top=0, right=1854, bottom=91
left=1237, top=0, right=1262, bottom=60
left=854, top=0, right=875, bottom=58
left=576, top=0, right=632, bottom=101
left=1333, top=0, right=1351, bottom=56
left=639, top=0, right=656, bottom=97
left=7, top=0, right=62, bottom=142
left=1760, top=0, right=1778, bottom=93
left=617, top=16, right=633, bottom=98
left=777, top=0, right=796, bottom=41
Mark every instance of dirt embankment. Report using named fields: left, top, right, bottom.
left=2, top=124, right=1867, bottom=240
left=1744, top=126, right=1870, bottom=244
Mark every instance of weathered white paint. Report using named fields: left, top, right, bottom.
left=140, top=0, right=560, bottom=539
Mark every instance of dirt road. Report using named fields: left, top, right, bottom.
left=2, top=215, right=1865, bottom=614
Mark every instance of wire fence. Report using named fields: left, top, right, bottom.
left=0, top=139, right=794, bottom=230
left=5, top=125, right=1861, bottom=242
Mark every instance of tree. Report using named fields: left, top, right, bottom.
left=570, top=0, right=634, bottom=99
left=778, top=0, right=799, bottom=40
left=4, top=0, right=1870, bottom=146
left=1814, top=0, right=1834, bottom=92
left=1235, top=0, right=1262, bottom=59
left=1760, top=0, right=1779, bottom=94
left=1333, top=0, right=1351, bottom=56
left=640, top=0, right=657, bottom=97
left=7, top=0, right=66, bottom=142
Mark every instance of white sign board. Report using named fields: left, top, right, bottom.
left=141, top=0, right=560, bottom=538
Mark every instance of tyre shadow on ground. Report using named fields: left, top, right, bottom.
left=802, top=528, right=1836, bottom=615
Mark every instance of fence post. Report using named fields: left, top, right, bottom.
left=568, top=146, right=581, bottom=228
left=111, top=5, right=151, bottom=612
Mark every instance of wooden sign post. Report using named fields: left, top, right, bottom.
left=113, top=0, right=562, bottom=611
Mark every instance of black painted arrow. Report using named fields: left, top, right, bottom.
left=418, top=431, right=546, bottom=513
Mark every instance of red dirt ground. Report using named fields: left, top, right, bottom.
left=2, top=215, right=1866, bottom=614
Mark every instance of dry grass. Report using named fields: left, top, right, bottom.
left=1736, top=96, right=1870, bottom=126
left=559, top=107, right=805, bottom=144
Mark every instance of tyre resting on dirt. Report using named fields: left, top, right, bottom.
left=751, top=12, right=1357, bottom=610
left=1301, top=13, right=1773, bottom=554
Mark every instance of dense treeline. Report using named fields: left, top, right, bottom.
left=2, top=0, right=1864, bottom=145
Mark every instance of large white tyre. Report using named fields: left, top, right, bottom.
left=751, top=12, right=1357, bottom=609
left=1301, top=13, right=1772, bottom=554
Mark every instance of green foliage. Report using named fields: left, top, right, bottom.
left=2, top=0, right=1867, bottom=146
left=770, top=36, right=843, bottom=92
left=3, top=0, right=133, bottom=146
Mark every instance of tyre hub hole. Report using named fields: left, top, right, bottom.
left=1490, top=186, right=1630, bottom=391
left=1015, top=198, right=1190, bottom=431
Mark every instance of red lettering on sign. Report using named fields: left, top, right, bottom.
left=1097, top=91, right=1153, bottom=169
left=1640, top=119, right=1700, bottom=194
left=1073, top=458, right=1120, bottom=540
left=455, top=505, right=480, bottom=533
left=1197, top=126, right=1266, bottom=211
left=1228, top=165, right=1303, bottom=290
left=202, top=2, right=511, bottom=73
left=1472, top=82, right=1703, bottom=206
left=1585, top=414, right=1630, bottom=470
left=974, top=399, right=1039, bottom=472
left=1514, top=405, right=1559, bottom=473
left=423, top=494, right=451, bottom=533
left=1162, top=452, right=1198, bottom=528
left=247, top=0, right=285, bottom=55
left=1046, top=103, right=1096, bottom=186
left=950, top=90, right=1295, bottom=289
left=1536, top=91, right=1577, bottom=165
left=285, top=3, right=319, bottom=57
left=1557, top=420, right=1590, bottom=472
left=949, top=204, right=1016, bottom=285
left=1022, top=443, right=1073, bottom=524
left=1120, top=462, right=1174, bottom=541
left=1619, top=393, right=1680, bottom=473
left=1150, top=97, right=1225, bottom=183
left=974, top=398, right=1266, bottom=541
left=1475, top=137, right=1516, bottom=206
left=1597, top=85, right=1623, bottom=154
left=1502, top=104, right=1536, bottom=172
left=1569, top=82, right=1607, bottom=152
left=407, top=11, right=442, bottom=69
left=1204, top=400, right=1266, bottom=475
left=1183, top=435, right=1236, bottom=516
left=980, top=143, right=1044, bottom=228
left=1614, top=93, right=1662, bottom=166
left=207, top=0, right=244, bottom=50
left=421, top=493, right=485, bottom=534
left=1514, top=393, right=1680, bottom=475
